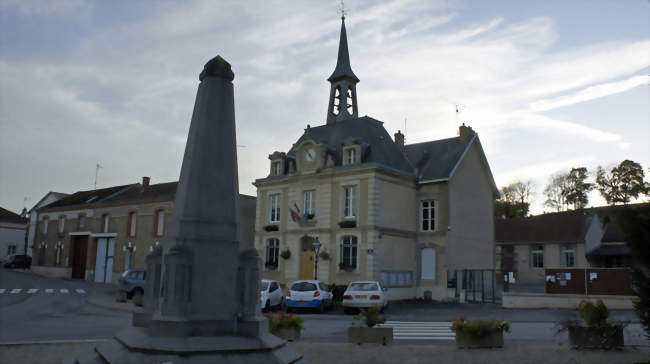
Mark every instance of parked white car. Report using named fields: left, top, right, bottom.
left=261, top=279, right=283, bottom=311
left=342, top=281, right=388, bottom=314
left=285, top=280, right=333, bottom=313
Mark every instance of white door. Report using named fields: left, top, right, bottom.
left=94, top=238, right=115, bottom=283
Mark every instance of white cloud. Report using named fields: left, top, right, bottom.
left=530, top=75, right=649, bottom=111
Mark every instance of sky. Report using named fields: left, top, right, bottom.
left=1, top=0, right=648, bottom=215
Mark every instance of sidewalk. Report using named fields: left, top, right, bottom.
left=1, top=340, right=648, bottom=364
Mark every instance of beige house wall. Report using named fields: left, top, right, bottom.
left=507, top=243, right=591, bottom=285
left=447, top=142, right=495, bottom=271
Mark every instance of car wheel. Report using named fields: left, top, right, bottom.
left=132, top=288, right=144, bottom=298
left=263, top=300, right=270, bottom=312
left=318, top=301, right=326, bottom=313
left=276, top=297, right=283, bottom=310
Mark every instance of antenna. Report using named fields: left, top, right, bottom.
left=94, top=163, right=103, bottom=190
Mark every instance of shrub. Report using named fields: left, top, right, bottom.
left=451, top=317, right=511, bottom=337
left=265, top=313, right=304, bottom=332
left=354, top=307, right=387, bottom=328
left=578, top=300, right=609, bottom=327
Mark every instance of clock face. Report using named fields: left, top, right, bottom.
left=305, top=148, right=315, bottom=162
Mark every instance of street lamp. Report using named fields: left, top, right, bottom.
left=312, top=237, right=322, bottom=280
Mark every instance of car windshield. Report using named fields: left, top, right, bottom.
left=261, top=281, right=270, bottom=291
left=348, top=283, right=379, bottom=291
left=290, top=282, right=317, bottom=291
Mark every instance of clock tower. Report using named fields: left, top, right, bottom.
left=326, top=16, right=359, bottom=124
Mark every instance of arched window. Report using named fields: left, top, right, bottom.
left=333, top=86, right=341, bottom=115
left=55, top=242, right=63, bottom=266
left=265, top=238, right=279, bottom=269
left=127, top=211, right=137, bottom=237
left=340, top=235, right=358, bottom=270
left=346, top=87, right=353, bottom=113
left=154, top=209, right=165, bottom=237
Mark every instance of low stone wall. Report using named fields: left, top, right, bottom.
left=31, top=265, right=71, bottom=279
left=502, top=292, right=636, bottom=309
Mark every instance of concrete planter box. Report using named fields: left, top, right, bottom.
left=348, top=327, right=393, bottom=345
left=271, top=327, right=301, bottom=341
left=568, top=326, right=624, bottom=350
left=455, top=329, right=504, bottom=349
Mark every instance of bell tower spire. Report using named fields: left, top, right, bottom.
left=326, top=15, right=359, bottom=124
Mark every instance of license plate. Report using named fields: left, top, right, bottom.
left=297, top=301, right=308, bottom=305
left=355, top=295, right=367, bottom=299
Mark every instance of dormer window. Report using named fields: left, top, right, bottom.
left=271, top=161, right=281, bottom=176
left=342, top=144, right=360, bottom=166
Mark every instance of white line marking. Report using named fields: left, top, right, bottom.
left=45, top=289, right=54, bottom=293
left=75, top=289, right=86, bottom=294
left=60, top=289, right=69, bottom=294
left=10, top=289, right=21, bottom=294
left=0, top=289, right=5, bottom=294
left=27, top=289, right=38, bottom=294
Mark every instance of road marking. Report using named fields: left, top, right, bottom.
left=10, top=289, right=21, bottom=294
left=0, top=289, right=5, bottom=294
left=27, top=289, right=38, bottom=294
left=45, top=289, right=54, bottom=293
left=378, top=321, right=455, bottom=341
left=75, top=289, right=86, bottom=294
left=60, top=289, right=69, bottom=294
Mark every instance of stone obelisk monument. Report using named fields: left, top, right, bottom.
left=69, top=56, right=302, bottom=363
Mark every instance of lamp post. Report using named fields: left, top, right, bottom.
left=312, top=237, right=322, bottom=280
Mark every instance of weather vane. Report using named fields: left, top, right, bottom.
left=339, top=0, right=347, bottom=19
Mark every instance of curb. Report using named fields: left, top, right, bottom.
left=0, top=339, right=106, bottom=346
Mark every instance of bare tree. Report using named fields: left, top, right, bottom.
left=544, top=173, right=569, bottom=211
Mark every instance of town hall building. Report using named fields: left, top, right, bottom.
left=254, top=17, right=499, bottom=300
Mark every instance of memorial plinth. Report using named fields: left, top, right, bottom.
left=67, top=56, right=302, bottom=363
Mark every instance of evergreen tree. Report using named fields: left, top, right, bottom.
left=564, top=167, right=593, bottom=210
left=596, top=160, right=648, bottom=205
left=617, top=205, right=650, bottom=340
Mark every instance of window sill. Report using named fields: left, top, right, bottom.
left=264, top=224, right=279, bottom=232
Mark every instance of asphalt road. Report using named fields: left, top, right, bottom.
left=1, top=269, right=648, bottom=347
left=0, top=269, right=130, bottom=342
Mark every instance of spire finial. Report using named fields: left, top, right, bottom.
left=339, top=0, right=346, bottom=20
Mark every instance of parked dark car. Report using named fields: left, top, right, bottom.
left=119, top=269, right=146, bottom=298
left=3, top=255, right=32, bottom=269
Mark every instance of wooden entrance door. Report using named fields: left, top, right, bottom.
left=71, top=236, right=88, bottom=279
left=300, top=250, right=315, bottom=280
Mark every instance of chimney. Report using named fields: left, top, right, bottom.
left=394, top=130, right=405, bottom=152
left=142, top=176, right=151, bottom=188
left=459, top=123, right=474, bottom=140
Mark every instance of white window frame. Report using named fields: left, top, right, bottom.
left=343, top=185, right=356, bottom=219
left=344, top=147, right=357, bottom=165
left=340, top=235, right=358, bottom=269
left=265, top=238, right=280, bottom=269
left=156, top=210, right=165, bottom=236
left=58, top=216, right=65, bottom=233
left=421, top=200, right=437, bottom=232
left=42, top=218, right=48, bottom=234
left=421, top=248, right=436, bottom=280
left=562, top=245, right=576, bottom=268
left=531, top=245, right=544, bottom=269
left=303, top=190, right=315, bottom=215
left=129, top=212, right=137, bottom=237
left=269, top=193, right=281, bottom=223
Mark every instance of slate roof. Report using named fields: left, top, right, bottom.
left=328, top=17, right=359, bottom=83
left=601, top=224, right=625, bottom=243
left=0, top=206, right=28, bottom=224
left=288, top=116, right=414, bottom=174
left=495, top=213, right=594, bottom=244
left=106, top=182, right=177, bottom=204
left=404, top=136, right=473, bottom=181
left=40, top=184, right=138, bottom=210
left=587, top=244, right=630, bottom=257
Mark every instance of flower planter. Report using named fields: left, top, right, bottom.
left=272, top=326, right=301, bottom=341
left=455, top=328, right=504, bottom=349
left=347, top=327, right=393, bottom=345
left=568, top=326, right=624, bottom=350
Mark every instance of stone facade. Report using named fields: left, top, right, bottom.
left=254, top=19, right=498, bottom=300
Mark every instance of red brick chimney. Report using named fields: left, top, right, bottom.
left=394, top=130, right=405, bottom=152
left=459, top=123, right=474, bottom=140
left=142, top=176, right=151, bottom=188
